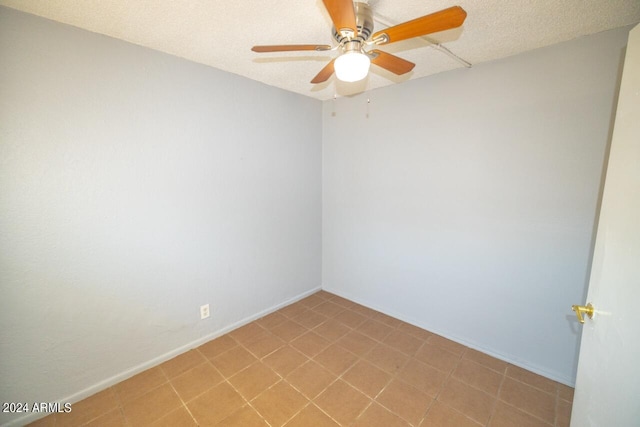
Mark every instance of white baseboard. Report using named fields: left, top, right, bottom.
left=322, top=286, right=575, bottom=387
left=5, top=286, right=321, bottom=427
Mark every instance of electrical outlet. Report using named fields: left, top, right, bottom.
left=200, top=304, right=210, bottom=320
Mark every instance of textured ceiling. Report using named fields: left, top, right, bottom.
left=2, top=0, right=639, bottom=100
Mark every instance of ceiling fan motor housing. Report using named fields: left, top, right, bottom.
left=332, top=1, right=374, bottom=45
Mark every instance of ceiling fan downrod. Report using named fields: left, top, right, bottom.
left=332, top=1, right=374, bottom=45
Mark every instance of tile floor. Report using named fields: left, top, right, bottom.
left=28, top=291, right=573, bottom=426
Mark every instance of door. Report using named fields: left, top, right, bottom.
left=570, top=24, right=640, bottom=427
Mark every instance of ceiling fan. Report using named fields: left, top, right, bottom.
left=251, top=0, right=467, bottom=84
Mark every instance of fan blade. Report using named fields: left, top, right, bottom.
left=252, top=44, right=332, bottom=53
left=372, top=6, right=467, bottom=45
left=322, top=0, right=358, bottom=37
left=369, top=50, right=415, bottom=75
left=311, top=59, right=336, bottom=84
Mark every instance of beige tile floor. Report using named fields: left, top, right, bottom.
left=28, top=291, right=573, bottom=426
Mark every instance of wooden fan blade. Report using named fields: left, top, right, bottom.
left=369, top=50, right=415, bottom=75
left=252, top=44, right=332, bottom=53
left=322, top=0, right=358, bottom=36
left=311, top=59, right=336, bottom=84
left=372, top=6, right=467, bottom=45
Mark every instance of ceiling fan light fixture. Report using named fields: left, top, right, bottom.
left=334, top=50, right=371, bottom=82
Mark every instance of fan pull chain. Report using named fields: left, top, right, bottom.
left=332, top=94, right=337, bottom=117
left=366, top=97, right=370, bottom=119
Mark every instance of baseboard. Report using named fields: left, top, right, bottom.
left=322, top=286, right=575, bottom=387
left=5, top=286, right=321, bottom=427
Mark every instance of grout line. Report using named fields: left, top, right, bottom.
left=486, top=365, right=507, bottom=426
left=311, top=401, right=345, bottom=427
left=554, top=386, right=560, bottom=427
left=165, top=379, right=199, bottom=426
left=280, top=400, right=313, bottom=426
left=494, top=400, right=555, bottom=426
left=504, top=376, right=559, bottom=396
left=244, top=395, right=274, bottom=427
left=418, top=398, right=437, bottom=427
left=416, top=344, right=467, bottom=426
left=313, top=401, right=348, bottom=427
left=351, top=399, right=376, bottom=425
left=109, top=385, right=128, bottom=426
left=120, top=406, right=133, bottom=427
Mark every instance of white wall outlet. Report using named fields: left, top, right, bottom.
left=200, top=304, right=210, bottom=320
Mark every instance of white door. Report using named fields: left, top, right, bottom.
left=570, top=24, right=640, bottom=427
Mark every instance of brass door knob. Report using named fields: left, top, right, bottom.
left=572, top=303, right=594, bottom=324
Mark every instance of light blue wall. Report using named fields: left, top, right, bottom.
left=0, top=7, right=321, bottom=425
left=0, top=4, right=630, bottom=425
left=322, top=27, right=629, bottom=386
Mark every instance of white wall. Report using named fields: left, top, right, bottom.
left=322, top=27, right=629, bottom=385
left=0, top=7, right=321, bottom=425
